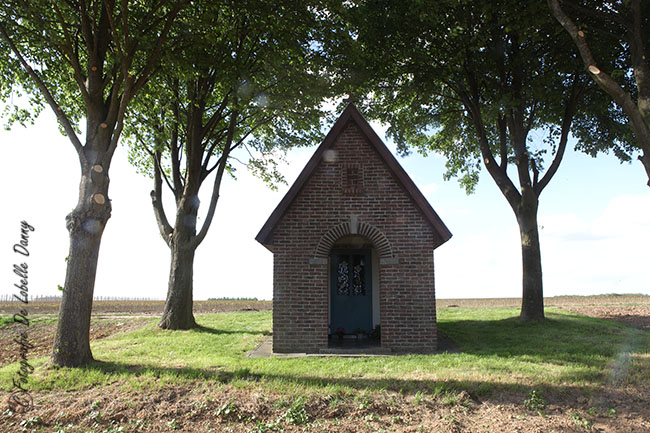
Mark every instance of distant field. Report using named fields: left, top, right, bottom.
left=2, top=295, right=648, bottom=333
left=439, top=295, right=650, bottom=331
left=1, top=294, right=647, bottom=315
left=0, top=299, right=273, bottom=315
left=439, top=294, right=650, bottom=308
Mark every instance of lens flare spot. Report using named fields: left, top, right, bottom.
left=82, top=219, right=100, bottom=234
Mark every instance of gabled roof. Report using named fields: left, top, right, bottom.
left=255, top=104, right=452, bottom=251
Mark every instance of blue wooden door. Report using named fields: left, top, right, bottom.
left=330, top=249, right=372, bottom=335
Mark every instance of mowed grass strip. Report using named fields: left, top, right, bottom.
left=1, top=308, right=648, bottom=398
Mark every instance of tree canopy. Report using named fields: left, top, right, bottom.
left=0, top=0, right=186, bottom=366
left=549, top=0, right=650, bottom=185
left=122, top=0, right=332, bottom=329
left=342, top=0, right=628, bottom=319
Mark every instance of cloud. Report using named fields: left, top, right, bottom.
left=540, top=193, right=650, bottom=241
left=420, top=182, right=439, bottom=198
left=596, top=194, right=650, bottom=233
left=538, top=213, right=612, bottom=242
left=540, top=193, right=650, bottom=296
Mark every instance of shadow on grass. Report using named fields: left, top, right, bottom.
left=76, top=357, right=637, bottom=410
left=192, top=324, right=271, bottom=336
left=437, top=313, right=649, bottom=368
left=33, top=311, right=648, bottom=414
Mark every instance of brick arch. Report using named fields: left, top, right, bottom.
left=314, top=220, right=393, bottom=259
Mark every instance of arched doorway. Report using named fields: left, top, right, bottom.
left=330, top=248, right=373, bottom=336
left=327, top=232, right=382, bottom=348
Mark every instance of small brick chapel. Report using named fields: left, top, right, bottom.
left=256, top=104, right=452, bottom=354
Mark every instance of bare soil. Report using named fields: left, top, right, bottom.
left=0, top=300, right=271, bottom=368
left=0, top=317, right=150, bottom=368
left=558, top=304, right=650, bottom=331
left=1, top=296, right=648, bottom=432
left=1, top=380, right=648, bottom=432
left=438, top=295, right=650, bottom=330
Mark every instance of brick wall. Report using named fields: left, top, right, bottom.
left=272, top=120, right=437, bottom=353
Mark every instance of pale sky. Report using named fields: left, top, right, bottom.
left=1, top=106, right=649, bottom=301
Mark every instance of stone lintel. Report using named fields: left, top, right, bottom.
left=379, top=257, right=399, bottom=265
left=349, top=214, right=359, bottom=234
left=309, top=257, right=328, bottom=265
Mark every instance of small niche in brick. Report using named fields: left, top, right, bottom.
left=342, top=162, right=363, bottom=195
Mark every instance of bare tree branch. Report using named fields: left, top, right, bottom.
left=0, top=21, right=86, bottom=165
left=132, top=0, right=189, bottom=95
left=630, top=0, right=650, bottom=118
left=120, top=0, right=130, bottom=51
left=202, top=93, right=231, bottom=148
left=52, top=3, right=92, bottom=106
left=139, top=135, right=176, bottom=194
left=150, top=149, right=174, bottom=246
left=458, top=83, right=522, bottom=209
left=548, top=0, right=650, bottom=185
left=563, top=0, right=627, bottom=28
left=136, top=0, right=168, bottom=34
left=535, top=76, right=582, bottom=194
left=102, top=0, right=128, bottom=78
left=103, top=78, right=134, bottom=167
left=191, top=110, right=239, bottom=249
left=497, top=113, right=508, bottom=170
left=170, top=89, right=184, bottom=199
left=78, top=0, right=95, bottom=56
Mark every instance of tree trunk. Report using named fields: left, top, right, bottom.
left=159, top=241, right=197, bottom=329
left=639, top=151, right=650, bottom=187
left=52, top=163, right=111, bottom=366
left=159, top=202, right=198, bottom=330
left=516, top=195, right=545, bottom=321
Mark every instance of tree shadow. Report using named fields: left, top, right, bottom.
left=78, top=357, right=631, bottom=409
left=80, top=359, right=232, bottom=382
left=68, top=311, right=645, bottom=394
left=191, top=324, right=271, bottom=336
left=437, top=314, right=648, bottom=368
left=55, top=311, right=648, bottom=423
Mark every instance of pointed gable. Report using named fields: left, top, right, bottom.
left=255, top=104, right=452, bottom=251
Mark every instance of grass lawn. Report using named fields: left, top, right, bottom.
left=2, top=307, right=648, bottom=400
left=1, top=306, right=649, bottom=432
